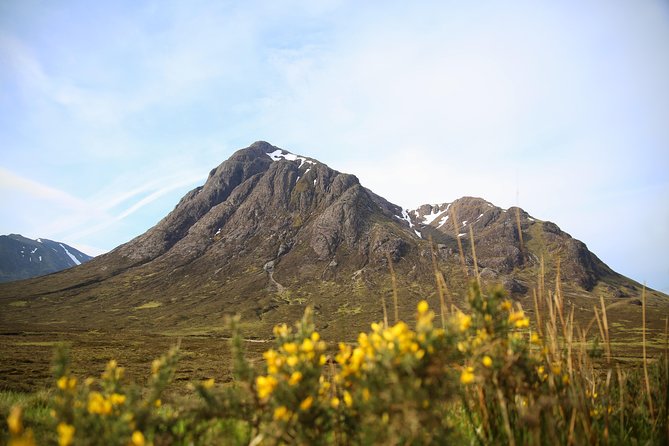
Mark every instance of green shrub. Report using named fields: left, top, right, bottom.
left=5, top=283, right=668, bottom=445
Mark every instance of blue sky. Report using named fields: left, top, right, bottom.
left=1, top=1, right=668, bottom=293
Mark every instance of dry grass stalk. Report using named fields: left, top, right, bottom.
left=599, top=294, right=612, bottom=363
left=567, top=410, right=577, bottom=446
left=385, top=252, right=399, bottom=324
left=429, top=238, right=448, bottom=327
left=514, top=207, right=525, bottom=260
left=641, top=285, right=654, bottom=417
left=554, top=259, right=568, bottom=338
left=380, top=292, right=389, bottom=328
left=532, top=289, right=544, bottom=338
left=476, top=386, right=490, bottom=441
left=450, top=203, right=467, bottom=278
left=468, top=226, right=481, bottom=289
left=495, top=385, right=516, bottom=446
left=616, top=364, right=625, bottom=437
left=593, top=307, right=606, bottom=357
left=539, top=255, right=546, bottom=309
left=437, top=274, right=451, bottom=323
left=567, top=306, right=575, bottom=376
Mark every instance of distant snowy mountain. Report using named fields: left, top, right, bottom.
left=0, top=234, right=93, bottom=283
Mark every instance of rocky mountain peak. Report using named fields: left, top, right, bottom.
left=112, top=142, right=400, bottom=274
left=1, top=142, right=661, bottom=338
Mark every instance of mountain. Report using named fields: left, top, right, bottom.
left=0, top=234, right=93, bottom=283
left=0, top=142, right=665, bottom=340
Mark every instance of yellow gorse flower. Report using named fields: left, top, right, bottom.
left=151, top=359, right=161, bottom=376
left=288, top=371, right=303, bottom=386
left=530, top=332, right=541, bottom=345
left=282, top=342, right=298, bottom=354
left=7, top=406, right=23, bottom=435
left=300, top=338, right=314, bottom=353
left=460, top=367, right=476, bottom=385
left=482, top=356, right=493, bottom=368
left=57, top=376, right=77, bottom=391
left=102, top=359, right=124, bottom=381
left=343, top=391, right=353, bottom=407
left=110, top=393, right=126, bottom=406
left=508, top=310, right=530, bottom=328
left=256, top=375, right=278, bottom=399
left=131, top=430, right=145, bottom=446
left=273, top=323, right=289, bottom=338
left=299, top=396, right=313, bottom=411
left=57, top=423, right=75, bottom=446
left=88, top=392, right=112, bottom=415
left=273, top=406, right=292, bottom=421
left=456, top=312, right=472, bottom=332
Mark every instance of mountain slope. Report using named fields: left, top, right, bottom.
left=0, top=234, right=92, bottom=283
left=405, top=198, right=618, bottom=293
left=0, top=142, right=665, bottom=340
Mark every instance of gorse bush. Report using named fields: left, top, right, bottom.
left=5, top=283, right=668, bottom=445
left=48, top=346, right=179, bottom=446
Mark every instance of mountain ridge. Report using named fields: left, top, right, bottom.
left=0, top=142, right=665, bottom=340
left=0, top=234, right=93, bottom=283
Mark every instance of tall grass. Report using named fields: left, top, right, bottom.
left=3, top=271, right=668, bottom=444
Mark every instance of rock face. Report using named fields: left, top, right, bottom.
left=403, top=197, right=616, bottom=291
left=113, top=141, right=406, bottom=270
left=0, top=142, right=658, bottom=337
left=0, top=234, right=92, bottom=282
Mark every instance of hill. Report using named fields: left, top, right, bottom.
left=0, top=234, right=92, bottom=283
left=0, top=142, right=666, bottom=342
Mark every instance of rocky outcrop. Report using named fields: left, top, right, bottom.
left=407, top=196, right=617, bottom=292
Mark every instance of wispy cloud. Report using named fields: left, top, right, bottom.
left=63, top=173, right=205, bottom=242
left=0, top=165, right=205, bottom=252
left=0, top=167, right=90, bottom=212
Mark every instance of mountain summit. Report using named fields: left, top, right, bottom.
left=0, top=142, right=664, bottom=338
left=0, top=234, right=92, bottom=283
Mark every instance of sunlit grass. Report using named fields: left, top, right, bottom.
left=134, top=301, right=163, bottom=310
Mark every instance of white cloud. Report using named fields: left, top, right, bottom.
left=0, top=167, right=90, bottom=212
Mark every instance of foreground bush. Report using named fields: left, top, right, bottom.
left=5, top=284, right=668, bottom=445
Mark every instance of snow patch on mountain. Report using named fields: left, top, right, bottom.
left=266, top=149, right=316, bottom=168
left=59, top=244, right=81, bottom=266
left=395, top=209, right=415, bottom=228
left=422, top=208, right=443, bottom=225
